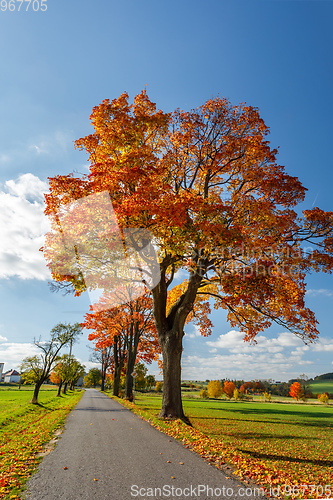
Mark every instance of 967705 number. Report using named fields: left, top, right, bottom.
left=1, top=0, right=47, bottom=11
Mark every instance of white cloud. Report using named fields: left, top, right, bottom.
left=206, top=330, right=302, bottom=354
left=0, top=335, right=8, bottom=342
left=174, top=268, right=189, bottom=281
left=182, top=329, right=333, bottom=380
left=306, top=289, right=333, bottom=297
left=185, top=325, right=201, bottom=339
left=0, top=173, right=52, bottom=280
left=311, top=338, right=333, bottom=352
left=0, top=343, right=40, bottom=371
left=181, top=348, right=314, bottom=381
left=5, top=173, right=47, bottom=201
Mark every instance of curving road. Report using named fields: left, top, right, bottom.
left=23, top=389, right=266, bottom=500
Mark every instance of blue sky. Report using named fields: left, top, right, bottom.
left=0, top=0, right=332, bottom=382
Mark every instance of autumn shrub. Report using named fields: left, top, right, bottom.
left=223, top=380, right=235, bottom=399
left=233, top=388, right=240, bottom=400
left=264, top=391, right=272, bottom=401
left=155, top=381, right=163, bottom=392
left=199, top=389, right=208, bottom=399
left=207, top=380, right=223, bottom=398
left=318, top=392, right=329, bottom=404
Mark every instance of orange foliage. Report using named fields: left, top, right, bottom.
left=42, top=89, right=333, bottom=357
left=289, top=382, right=303, bottom=401
left=49, top=371, right=61, bottom=385
left=82, top=288, right=160, bottom=372
left=223, top=381, right=236, bottom=399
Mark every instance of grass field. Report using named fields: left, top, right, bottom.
left=0, top=385, right=83, bottom=499
left=113, top=392, right=333, bottom=499
left=310, top=380, right=333, bottom=395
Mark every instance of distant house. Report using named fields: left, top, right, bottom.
left=3, top=370, right=21, bottom=383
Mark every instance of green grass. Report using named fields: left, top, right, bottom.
left=310, top=380, right=333, bottom=395
left=0, top=386, right=83, bottom=499
left=0, top=384, right=56, bottom=391
left=113, top=392, right=333, bottom=499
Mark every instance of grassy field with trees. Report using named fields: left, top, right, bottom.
left=112, top=391, right=333, bottom=499
left=0, top=385, right=83, bottom=499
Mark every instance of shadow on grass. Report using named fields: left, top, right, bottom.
left=188, top=406, right=333, bottom=428
left=193, top=405, right=332, bottom=418
left=240, top=449, right=333, bottom=467
left=189, top=414, right=333, bottom=429
left=214, top=431, right=318, bottom=441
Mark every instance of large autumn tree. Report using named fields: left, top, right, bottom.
left=42, top=90, right=333, bottom=420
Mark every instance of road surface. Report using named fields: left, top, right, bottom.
left=23, top=389, right=266, bottom=499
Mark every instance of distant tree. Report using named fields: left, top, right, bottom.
left=207, top=380, right=223, bottom=398
left=134, top=362, right=148, bottom=390
left=289, top=382, right=304, bottom=401
left=89, top=345, right=113, bottom=392
left=58, top=354, right=85, bottom=393
left=50, top=359, right=67, bottom=396
left=243, top=381, right=254, bottom=393
left=263, top=391, right=272, bottom=401
left=50, top=369, right=63, bottom=396
left=223, top=381, right=236, bottom=399
left=297, top=374, right=311, bottom=396
left=254, top=381, right=265, bottom=393
left=145, top=375, right=156, bottom=390
left=315, top=372, right=333, bottom=381
left=84, top=368, right=102, bottom=387
left=318, top=392, right=329, bottom=404
left=155, top=381, right=163, bottom=392
left=200, top=389, right=208, bottom=398
left=83, top=289, right=159, bottom=399
left=20, top=322, right=82, bottom=404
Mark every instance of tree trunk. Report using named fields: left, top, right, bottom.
left=153, top=263, right=202, bottom=422
left=125, top=340, right=139, bottom=399
left=125, top=355, right=134, bottom=399
left=101, top=377, right=105, bottom=392
left=63, top=382, right=68, bottom=394
left=31, top=381, right=42, bottom=404
left=113, top=361, right=123, bottom=397
left=57, top=380, right=63, bottom=396
left=158, top=329, right=186, bottom=421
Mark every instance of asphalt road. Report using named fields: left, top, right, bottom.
left=23, top=389, right=267, bottom=500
